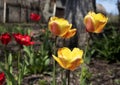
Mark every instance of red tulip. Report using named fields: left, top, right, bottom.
left=13, top=33, right=34, bottom=46
left=0, top=72, right=5, bottom=85
left=30, top=13, right=41, bottom=22
left=0, top=33, right=11, bottom=45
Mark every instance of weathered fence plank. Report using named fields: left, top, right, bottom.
left=0, top=0, right=41, bottom=23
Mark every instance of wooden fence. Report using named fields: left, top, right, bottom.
left=0, top=0, right=42, bottom=23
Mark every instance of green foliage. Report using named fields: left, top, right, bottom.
left=23, top=28, right=53, bottom=74
left=114, top=79, right=120, bottom=85
left=0, top=24, right=32, bottom=34
left=0, top=24, right=54, bottom=84
left=0, top=53, right=16, bottom=85
left=91, top=25, right=120, bottom=62
left=80, top=64, right=92, bottom=85
left=38, top=80, right=48, bottom=85
left=23, top=45, right=50, bottom=74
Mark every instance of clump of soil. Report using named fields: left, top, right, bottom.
left=89, top=58, right=120, bottom=85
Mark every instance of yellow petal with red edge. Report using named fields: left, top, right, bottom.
left=84, top=11, right=108, bottom=33
left=94, top=13, right=108, bottom=33
left=70, top=48, right=83, bottom=62
left=94, top=13, right=107, bottom=20
left=94, top=21, right=107, bottom=33
left=58, top=47, right=71, bottom=60
left=53, top=55, right=69, bottom=69
left=62, top=29, right=77, bottom=38
left=49, top=22, right=61, bottom=35
left=53, top=47, right=84, bottom=71
left=84, top=15, right=95, bottom=32
left=59, top=24, right=72, bottom=37
left=67, top=58, right=84, bottom=71
left=49, top=17, right=71, bottom=36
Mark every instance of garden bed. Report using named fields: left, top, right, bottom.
left=0, top=23, right=120, bottom=85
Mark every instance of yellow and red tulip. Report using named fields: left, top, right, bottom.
left=52, top=47, right=83, bottom=71
left=48, top=17, right=76, bottom=38
left=84, top=11, right=108, bottom=33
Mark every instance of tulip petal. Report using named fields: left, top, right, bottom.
left=49, top=22, right=61, bottom=35
left=94, top=21, right=107, bottom=33
left=70, top=48, right=83, bottom=62
left=0, top=72, right=5, bottom=85
left=68, top=58, right=83, bottom=71
left=52, top=55, right=66, bottom=69
left=72, top=48, right=83, bottom=58
left=0, top=33, right=11, bottom=45
left=62, top=29, right=77, bottom=38
left=59, top=24, right=72, bottom=36
left=58, top=47, right=71, bottom=60
left=30, top=13, right=40, bottom=21
left=94, top=13, right=108, bottom=33
left=84, top=16, right=95, bottom=32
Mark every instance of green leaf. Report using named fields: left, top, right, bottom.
left=0, top=63, right=16, bottom=85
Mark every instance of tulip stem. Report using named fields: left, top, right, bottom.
left=4, top=46, right=8, bottom=70
left=53, top=59, right=56, bottom=85
left=18, top=45, right=23, bottom=85
left=18, top=50, right=21, bottom=85
left=66, top=70, right=70, bottom=85
left=53, top=36, right=57, bottom=85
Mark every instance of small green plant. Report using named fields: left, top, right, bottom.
left=38, top=79, right=48, bottom=85
left=114, top=79, right=120, bottom=85
left=23, top=45, right=50, bottom=74
left=0, top=53, right=16, bottom=85
left=80, top=64, right=92, bottom=85
left=92, top=26, right=120, bottom=62
left=23, top=28, right=53, bottom=74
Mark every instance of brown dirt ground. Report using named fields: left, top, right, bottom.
left=0, top=24, right=120, bottom=85
left=21, top=58, right=120, bottom=85
left=89, top=58, right=120, bottom=85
